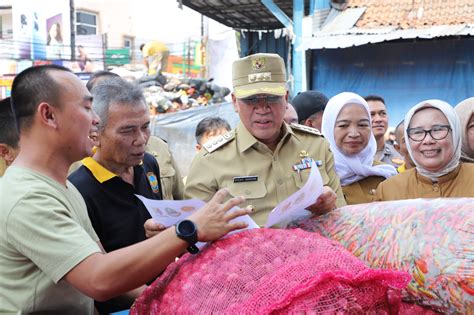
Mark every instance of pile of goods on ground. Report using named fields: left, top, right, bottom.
left=137, top=73, right=230, bottom=114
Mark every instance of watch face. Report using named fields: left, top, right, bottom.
left=179, top=220, right=196, bottom=236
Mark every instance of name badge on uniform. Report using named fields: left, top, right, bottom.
left=233, top=175, right=258, bottom=183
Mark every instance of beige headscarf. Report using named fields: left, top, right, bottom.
left=454, top=97, right=474, bottom=163
left=405, top=100, right=462, bottom=181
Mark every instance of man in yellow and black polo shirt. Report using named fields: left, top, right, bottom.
left=68, top=77, right=162, bottom=313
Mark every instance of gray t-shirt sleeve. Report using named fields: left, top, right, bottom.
left=6, top=191, right=101, bottom=283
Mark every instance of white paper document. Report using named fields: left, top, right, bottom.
left=135, top=195, right=259, bottom=234
left=265, top=160, right=324, bottom=228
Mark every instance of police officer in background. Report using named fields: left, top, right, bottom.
left=185, top=53, right=346, bottom=226
left=365, top=95, right=403, bottom=167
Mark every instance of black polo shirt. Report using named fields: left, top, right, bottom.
left=68, top=152, right=162, bottom=253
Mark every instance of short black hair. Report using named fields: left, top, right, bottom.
left=195, top=117, right=231, bottom=144
left=86, top=70, right=120, bottom=91
left=11, top=64, right=72, bottom=132
left=364, top=95, right=386, bottom=105
left=0, top=97, right=19, bottom=148
left=140, top=43, right=145, bottom=51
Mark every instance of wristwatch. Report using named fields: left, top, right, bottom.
left=175, top=220, right=199, bottom=254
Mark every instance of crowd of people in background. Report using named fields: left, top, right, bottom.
left=0, top=53, right=473, bottom=314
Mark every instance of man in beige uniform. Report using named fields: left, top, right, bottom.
left=185, top=53, right=346, bottom=226
left=146, top=135, right=184, bottom=199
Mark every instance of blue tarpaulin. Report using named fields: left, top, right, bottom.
left=310, top=38, right=474, bottom=126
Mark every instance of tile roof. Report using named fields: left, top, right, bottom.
left=348, top=0, right=474, bottom=29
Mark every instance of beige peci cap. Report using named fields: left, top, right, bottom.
left=232, top=53, right=287, bottom=99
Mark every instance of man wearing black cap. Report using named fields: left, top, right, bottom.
left=291, top=90, right=329, bottom=131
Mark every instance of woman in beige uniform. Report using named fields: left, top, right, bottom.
left=454, top=97, right=474, bottom=163
left=375, top=99, right=474, bottom=200
left=321, top=92, right=397, bottom=204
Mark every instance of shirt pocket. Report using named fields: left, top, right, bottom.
left=292, top=165, right=330, bottom=188
left=226, top=180, right=268, bottom=200
left=159, top=164, right=176, bottom=200
left=292, top=168, right=312, bottom=188
left=159, top=160, right=176, bottom=178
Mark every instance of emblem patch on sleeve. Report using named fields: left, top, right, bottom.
left=147, top=172, right=160, bottom=194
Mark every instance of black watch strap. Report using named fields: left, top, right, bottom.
left=175, top=220, right=199, bottom=255
left=186, top=244, right=199, bottom=255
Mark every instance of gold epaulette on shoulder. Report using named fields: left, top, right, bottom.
left=290, top=123, right=322, bottom=136
left=203, top=130, right=235, bottom=153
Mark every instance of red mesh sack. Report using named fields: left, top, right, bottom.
left=400, top=302, right=441, bottom=314
left=291, top=198, right=474, bottom=314
left=131, top=228, right=410, bottom=314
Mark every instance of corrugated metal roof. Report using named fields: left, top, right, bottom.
left=319, top=7, right=366, bottom=33
left=312, top=8, right=330, bottom=31
left=181, top=0, right=311, bottom=30
left=301, top=14, right=474, bottom=50
left=301, top=0, right=474, bottom=50
left=180, top=1, right=474, bottom=49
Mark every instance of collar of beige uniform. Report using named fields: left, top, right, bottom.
left=397, top=163, right=407, bottom=173
left=236, top=121, right=295, bottom=153
left=415, top=163, right=462, bottom=185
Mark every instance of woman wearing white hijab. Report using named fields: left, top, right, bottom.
left=454, top=97, right=474, bottom=163
left=375, top=99, right=474, bottom=200
left=321, top=92, right=397, bottom=204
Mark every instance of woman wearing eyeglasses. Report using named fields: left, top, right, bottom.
left=321, top=92, right=398, bottom=205
left=375, top=99, right=474, bottom=200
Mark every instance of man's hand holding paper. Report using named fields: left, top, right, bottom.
left=305, top=186, right=338, bottom=215
left=137, top=188, right=258, bottom=241
left=266, top=161, right=329, bottom=228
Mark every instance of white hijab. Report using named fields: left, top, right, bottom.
left=404, top=100, right=462, bottom=180
left=455, top=97, right=474, bottom=163
left=321, top=92, right=398, bottom=186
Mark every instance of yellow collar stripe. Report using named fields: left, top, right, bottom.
left=81, top=157, right=117, bottom=183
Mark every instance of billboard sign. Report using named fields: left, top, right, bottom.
left=12, top=0, right=71, bottom=60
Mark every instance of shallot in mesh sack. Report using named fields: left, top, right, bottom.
left=131, top=228, right=410, bottom=314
